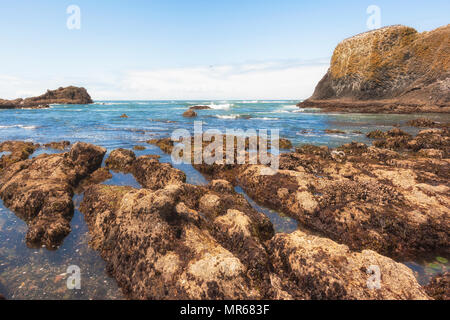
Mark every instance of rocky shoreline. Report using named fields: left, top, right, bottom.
left=147, top=121, right=450, bottom=260
left=0, top=86, right=93, bottom=109
left=298, top=99, right=450, bottom=114
left=0, top=23, right=449, bottom=299
left=1, top=116, right=448, bottom=299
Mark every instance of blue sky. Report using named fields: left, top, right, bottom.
left=0, top=0, right=448, bottom=99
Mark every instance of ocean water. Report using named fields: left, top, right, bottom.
left=0, top=101, right=449, bottom=299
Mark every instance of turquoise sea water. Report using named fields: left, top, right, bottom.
left=2, top=100, right=449, bottom=149
left=0, top=101, right=449, bottom=299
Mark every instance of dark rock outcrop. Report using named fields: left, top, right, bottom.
left=183, top=109, right=197, bottom=118
left=424, top=272, right=450, bottom=300
left=0, top=141, right=38, bottom=171
left=131, top=155, right=186, bottom=190
left=105, top=148, right=136, bottom=173
left=190, top=105, right=211, bottom=110
left=0, top=86, right=93, bottom=109
left=43, top=141, right=71, bottom=151
left=298, top=25, right=450, bottom=113
left=279, top=138, right=293, bottom=149
left=407, top=118, right=449, bottom=128
left=0, top=142, right=106, bottom=248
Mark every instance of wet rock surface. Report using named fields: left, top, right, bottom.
left=424, top=272, right=449, bottom=300
left=406, top=118, right=449, bottom=128
left=0, top=141, right=38, bottom=171
left=0, top=142, right=106, bottom=249
left=79, top=176, right=274, bottom=299
left=149, top=129, right=450, bottom=260
left=132, top=155, right=187, bottom=190
left=78, top=155, right=430, bottom=300
left=43, top=141, right=71, bottom=151
left=1, top=136, right=446, bottom=300
left=76, top=167, right=113, bottom=193
left=269, top=230, right=429, bottom=299
left=279, top=138, right=293, bottom=149
left=105, top=148, right=136, bottom=173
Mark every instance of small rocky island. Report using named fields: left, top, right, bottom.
left=0, top=86, right=93, bottom=109
left=299, top=24, right=450, bottom=113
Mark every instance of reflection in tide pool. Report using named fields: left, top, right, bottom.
left=0, top=196, right=124, bottom=300
left=403, top=256, right=449, bottom=286
left=235, top=186, right=298, bottom=234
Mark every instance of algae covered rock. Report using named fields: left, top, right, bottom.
left=0, top=142, right=106, bottom=249
left=268, top=231, right=430, bottom=300
left=105, top=148, right=136, bottom=172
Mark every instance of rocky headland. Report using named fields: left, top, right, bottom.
left=298, top=25, right=450, bottom=113
left=0, top=86, right=93, bottom=109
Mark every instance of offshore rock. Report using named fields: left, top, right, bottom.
left=298, top=25, right=450, bottom=113
left=183, top=109, right=198, bottom=118
left=0, top=86, right=93, bottom=109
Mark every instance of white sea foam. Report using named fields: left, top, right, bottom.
left=207, top=103, right=234, bottom=110
left=296, top=132, right=320, bottom=137
left=265, top=104, right=302, bottom=114
left=252, top=117, right=279, bottom=121
left=0, top=124, right=38, bottom=130
left=215, top=115, right=240, bottom=119
left=281, top=104, right=298, bottom=110
left=94, top=102, right=132, bottom=106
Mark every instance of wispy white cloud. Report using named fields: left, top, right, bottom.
left=0, top=59, right=329, bottom=100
